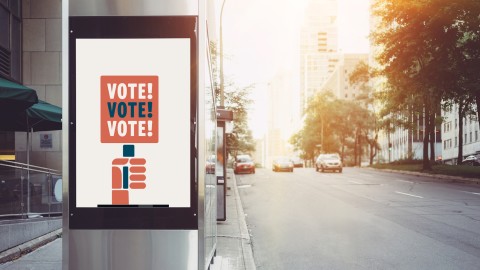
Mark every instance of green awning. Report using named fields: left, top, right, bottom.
left=0, top=100, right=62, bottom=132
left=27, top=100, right=62, bottom=131
left=0, top=77, right=38, bottom=113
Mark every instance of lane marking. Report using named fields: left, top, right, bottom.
left=349, top=180, right=363, bottom=185
left=396, top=179, right=414, bottom=184
left=237, top=185, right=252, bottom=189
left=395, top=191, right=423, bottom=199
left=469, top=192, right=480, bottom=196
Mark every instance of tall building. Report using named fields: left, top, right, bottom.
left=266, top=70, right=298, bottom=166
left=320, top=54, right=369, bottom=99
left=300, top=0, right=339, bottom=115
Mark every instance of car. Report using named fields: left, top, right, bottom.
left=290, top=157, right=304, bottom=168
left=272, top=157, right=294, bottom=172
left=234, top=155, right=255, bottom=174
left=315, top=153, right=342, bottom=173
left=461, top=155, right=480, bottom=166
left=206, top=155, right=216, bottom=174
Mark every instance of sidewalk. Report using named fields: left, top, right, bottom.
left=0, top=169, right=255, bottom=270
left=366, top=166, right=480, bottom=184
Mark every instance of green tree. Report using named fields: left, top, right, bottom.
left=349, top=61, right=381, bottom=165
left=209, top=41, right=256, bottom=160
left=224, top=85, right=256, bottom=159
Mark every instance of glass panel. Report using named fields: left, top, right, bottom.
left=0, top=163, right=25, bottom=217
left=0, top=160, right=62, bottom=219
left=204, top=43, right=217, bottom=264
left=10, top=0, right=20, bottom=18
left=0, top=6, right=9, bottom=49
left=11, top=17, right=21, bottom=81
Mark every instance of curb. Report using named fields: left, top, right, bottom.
left=229, top=169, right=256, bottom=270
left=365, top=167, right=480, bottom=184
left=0, top=228, right=62, bottom=264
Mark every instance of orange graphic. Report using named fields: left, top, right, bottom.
left=100, top=76, right=158, bottom=143
left=111, top=145, right=147, bottom=205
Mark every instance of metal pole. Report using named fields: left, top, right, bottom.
left=219, top=0, right=227, bottom=107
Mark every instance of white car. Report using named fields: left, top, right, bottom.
left=315, top=154, right=342, bottom=173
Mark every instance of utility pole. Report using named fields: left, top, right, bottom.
left=219, top=0, right=227, bottom=107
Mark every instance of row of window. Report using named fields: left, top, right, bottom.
left=443, top=131, right=479, bottom=150
left=445, top=117, right=479, bottom=132
left=0, top=0, right=21, bottom=82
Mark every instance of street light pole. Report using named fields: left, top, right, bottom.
left=219, top=0, right=227, bottom=107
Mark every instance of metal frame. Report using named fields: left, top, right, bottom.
left=63, top=0, right=213, bottom=269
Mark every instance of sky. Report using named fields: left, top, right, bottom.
left=221, top=0, right=371, bottom=138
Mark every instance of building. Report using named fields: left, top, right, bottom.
left=320, top=53, right=369, bottom=99
left=441, top=105, right=480, bottom=164
left=300, top=0, right=339, bottom=115
left=0, top=0, right=62, bottom=253
left=0, top=0, right=62, bottom=171
left=266, top=70, right=299, bottom=166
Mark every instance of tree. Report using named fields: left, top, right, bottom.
left=209, top=41, right=256, bottom=160
left=224, top=85, right=256, bottom=159
left=349, top=61, right=381, bottom=165
left=290, top=91, right=373, bottom=165
left=371, top=0, right=467, bottom=169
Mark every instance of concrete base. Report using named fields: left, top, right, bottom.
left=0, top=218, right=61, bottom=256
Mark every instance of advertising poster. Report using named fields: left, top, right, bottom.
left=75, top=39, right=190, bottom=208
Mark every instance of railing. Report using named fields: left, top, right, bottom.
left=0, top=160, right=62, bottom=219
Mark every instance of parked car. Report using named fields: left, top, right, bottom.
left=461, top=155, right=480, bottom=166
left=272, top=157, right=294, bottom=172
left=234, top=155, right=255, bottom=174
left=290, top=157, right=304, bottom=168
left=315, top=153, right=342, bottom=173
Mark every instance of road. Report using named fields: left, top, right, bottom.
left=235, top=167, right=480, bottom=270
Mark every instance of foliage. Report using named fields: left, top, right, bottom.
left=224, top=85, right=256, bottom=159
left=371, top=0, right=480, bottom=169
left=289, top=91, right=374, bottom=164
left=209, top=41, right=256, bottom=159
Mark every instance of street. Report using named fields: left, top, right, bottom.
left=235, top=167, right=480, bottom=270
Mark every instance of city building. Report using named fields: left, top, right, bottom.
left=0, top=0, right=62, bottom=253
left=300, top=0, right=339, bottom=115
left=320, top=53, right=368, bottom=99
left=266, top=70, right=299, bottom=166
left=441, top=105, right=480, bottom=164
left=0, top=0, right=62, bottom=171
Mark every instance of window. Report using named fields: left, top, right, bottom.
left=455, top=119, right=457, bottom=128
left=470, top=132, right=472, bottom=143
left=0, top=131, right=15, bottom=159
left=476, top=131, right=478, bottom=141
left=0, top=1, right=22, bottom=81
left=455, top=137, right=457, bottom=147
left=465, top=134, right=467, bottom=142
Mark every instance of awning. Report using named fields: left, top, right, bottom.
left=0, top=100, right=62, bottom=132
left=0, top=77, right=38, bottom=113
left=26, top=100, right=62, bottom=131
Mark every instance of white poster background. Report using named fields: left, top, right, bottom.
left=76, top=39, right=190, bottom=207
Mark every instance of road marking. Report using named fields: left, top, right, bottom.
left=395, top=191, right=423, bottom=199
left=349, top=180, right=363, bottom=185
left=396, top=179, right=414, bottom=184
left=237, top=185, right=252, bottom=189
left=468, top=192, right=480, bottom=196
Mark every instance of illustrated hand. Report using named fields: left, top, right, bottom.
left=111, top=145, right=146, bottom=205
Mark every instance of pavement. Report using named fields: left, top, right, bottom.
left=366, top=166, right=480, bottom=184
left=0, top=168, right=256, bottom=270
